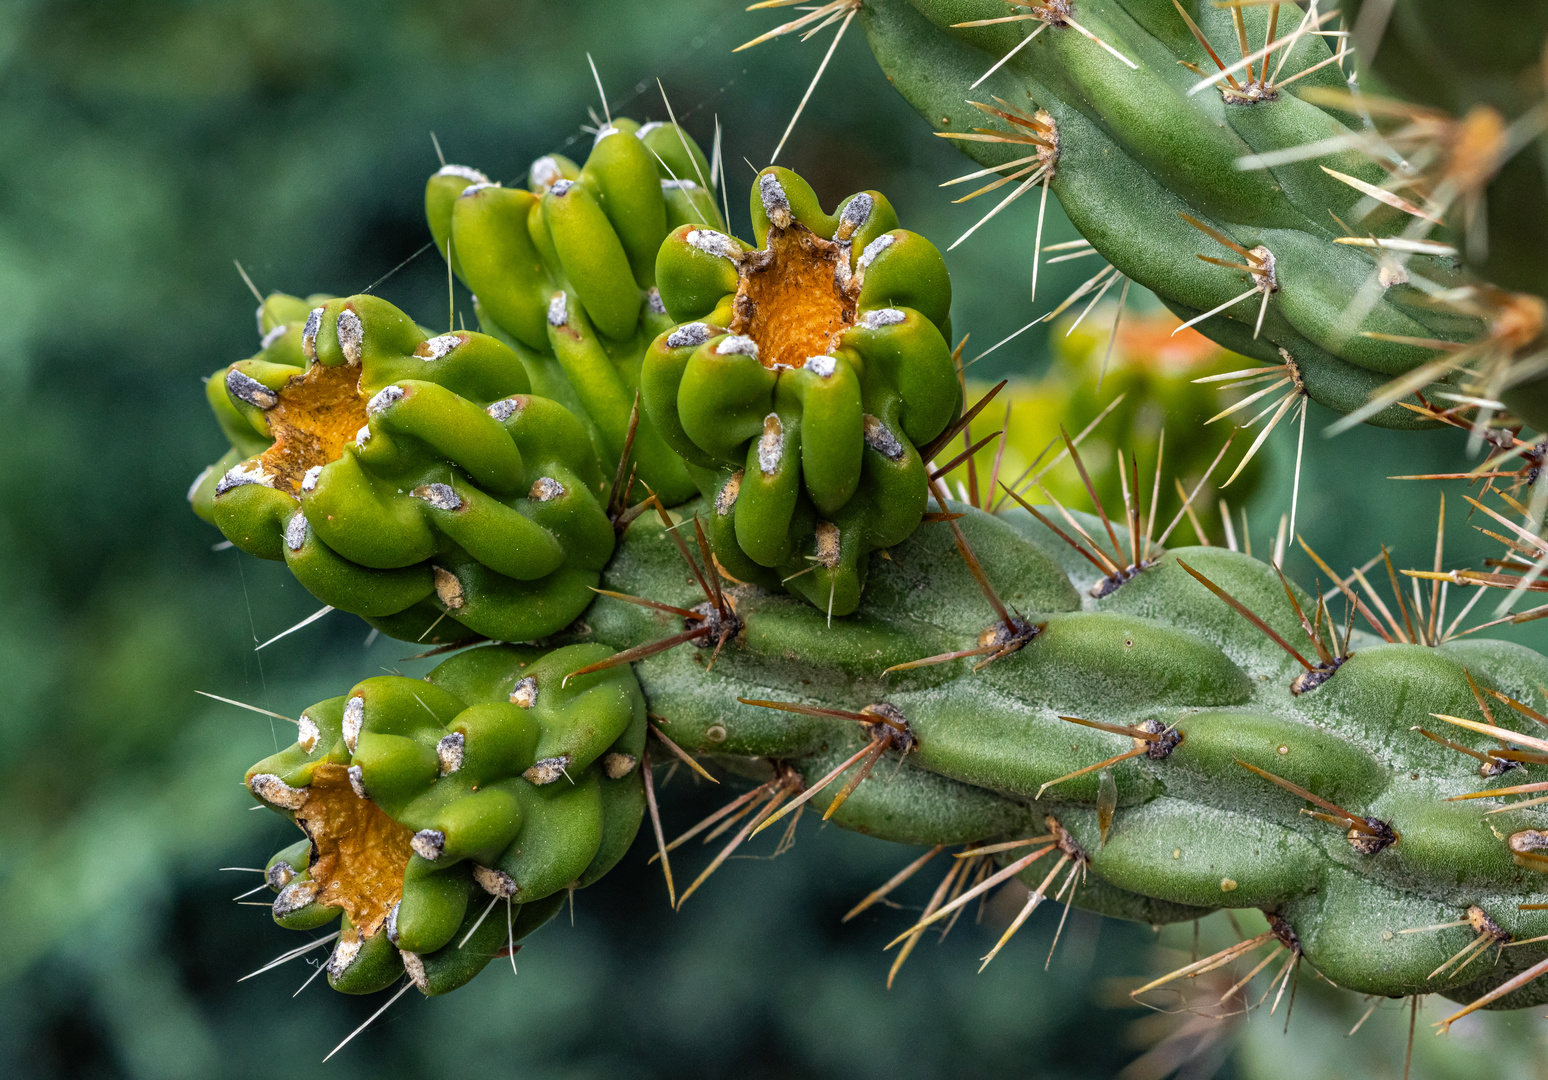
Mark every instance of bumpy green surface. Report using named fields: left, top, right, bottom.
left=859, top=0, right=1491, bottom=426
left=427, top=118, right=726, bottom=507
left=644, top=166, right=962, bottom=615
left=246, top=643, right=645, bottom=996
left=581, top=499, right=1548, bottom=1006
left=191, top=293, right=613, bottom=643
left=252, top=498, right=1548, bottom=1006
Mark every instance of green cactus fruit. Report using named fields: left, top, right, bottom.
left=843, top=0, right=1514, bottom=430
left=246, top=642, right=646, bottom=996
left=425, top=119, right=726, bottom=508
left=642, top=165, right=962, bottom=616
left=193, top=292, right=614, bottom=644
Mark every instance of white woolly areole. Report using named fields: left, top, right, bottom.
left=861, top=308, right=907, bottom=329
left=863, top=414, right=905, bottom=461
left=548, top=178, right=575, bottom=196
left=266, top=861, right=296, bottom=890
left=715, top=471, right=742, bottom=516
left=460, top=181, right=501, bottom=197
left=759, top=173, right=792, bottom=227
left=302, top=306, right=324, bottom=359
left=529, top=477, right=565, bottom=502
left=473, top=865, right=518, bottom=897
left=803, top=355, right=837, bottom=378
left=716, top=335, right=758, bottom=358
left=433, top=566, right=464, bottom=609
left=529, top=156, right=563, bottom=189
left=660, top=178, right=700, bottom=191
left=859, top=234, right=895, bottom=268
left=635, top=121, right=665, bottom=138
left=259, top=324, right=287, bottom=350
left=301, top=465, right=323, bottom=492
left=354, top=424, right=372, bottom=448
left=547, top=292, right=569, bottom=327
left=400, top=950, right=428, bottom=990
left=486, top=397, right=522, bottom=422
left=603, top=753, right=638, bottom=779
left=347, top=763, right=366, bottom=799
left=342, top=695, right=364, bottom=752
left=839, top=193, right=874, bottom=235
left=437, top=164, right=488, bottom=183
left=437, top=732, right=465, bottom=775
left=226, top=368, right=277, bottom=409
left=249, top=773, right=307, bottom=810
left=255, top=303, right=266, bottom=338
left=297, top=713, right=320, bottom=753
left=758, top=414, right=785, bottom=475
left=327, top=937, right=361, bottom=979
left=647, top=286, right=666, bottom=314
left=510, top=676, right=537, bottom=708
left=367, top=385, right=404, bottom=415
left=686, top=229, right=739, bottom=260
left=524, top=756, right=570, bottom=785
left=412, top=483, right=462, bottom=511
left=285, top=512, right=308, bottom=552
left=418, top=334, right=460, bottom=361
left=593, top=124, right=620, bottom=144
left=666, top=322, right=713, bottom=349
left=336, top=308, right=364, bottom=364
left=272, top=878, right=320, bottom=917
left=216, top=461, right=275, bottom=495
left=411, top=829, right=445, bottom=860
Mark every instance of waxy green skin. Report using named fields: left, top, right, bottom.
left=644, top=166, right=962, bottom=616
left=248, top=497, right=1548, bottom=1004
left=247, top=642, right=645, bottom=996
left=858, top=0, right=1489, bottom=427
left=192, top=293, right=614, bottom=644
left=577, top=499, right=1548, bottom=1007
left=426, top=119, right=726, bottom=507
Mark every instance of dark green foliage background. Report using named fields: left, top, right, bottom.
left=1, top=2, right=1543, bottom=1076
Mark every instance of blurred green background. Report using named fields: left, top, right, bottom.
left=4, top=2, right=1547, bottom=1077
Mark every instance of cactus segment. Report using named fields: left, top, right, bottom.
left=194, top=293, right=614, bottom=643
left=426, top=120, right=728, bottom=507
left=247, top=489, right=1548, bottom=1008
left=643, top=166, right=962, bottom=616
left=847, top=0, right=1511, bottom=429
left=246, top=642, right=646, bottom=997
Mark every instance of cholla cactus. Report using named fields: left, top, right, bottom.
left=748, top=0, right=1546, bottom=435
left=196, top=7, right=1548, bottom=1062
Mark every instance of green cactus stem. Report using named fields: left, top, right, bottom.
left=644, top=165, right=962, bottom=616
left=245, top=468, right=1548, bottom=1019
left=742, top=0, right=1548, bottom=433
